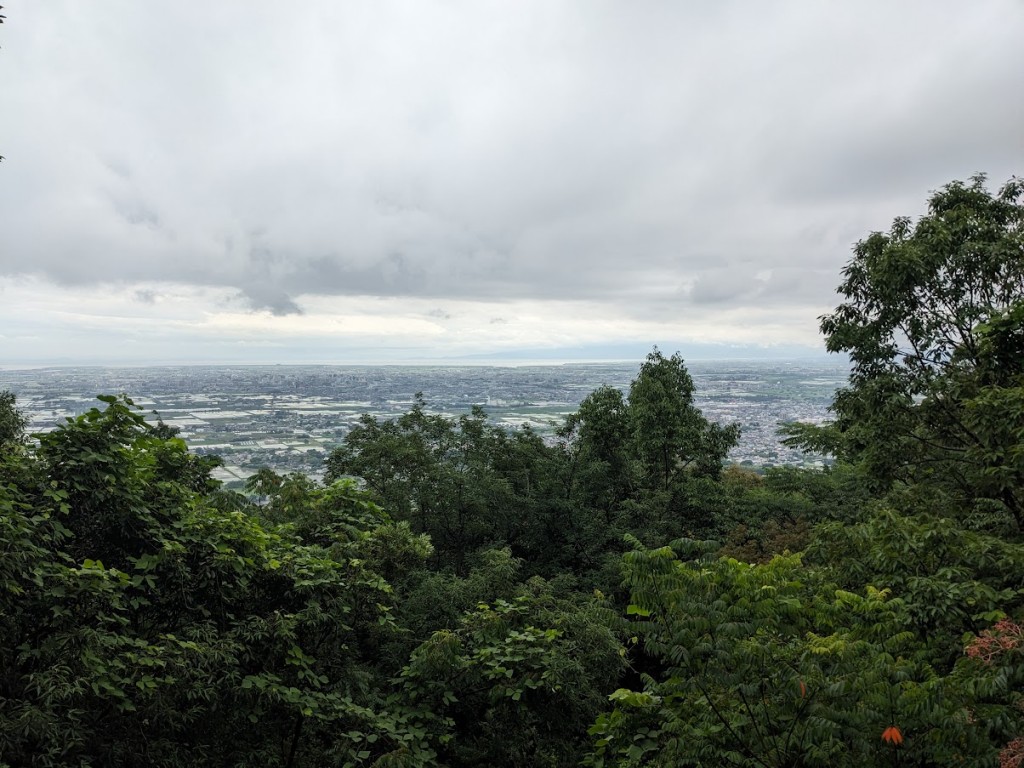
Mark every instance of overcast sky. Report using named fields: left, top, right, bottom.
left=1, top=1, right=1021, bottom=365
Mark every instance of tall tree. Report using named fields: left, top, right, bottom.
left=628, top=348, right=739, bottom=489
left=0, top=389, right=26, bottom=445
left=809, top=175, right=1024, bottom=523
left=560, top=385, right=633, bottom=510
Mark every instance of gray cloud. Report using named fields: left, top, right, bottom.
left=0, top=0, right=1021, bottom=330
left=237, top=282, right=304, bottom=317
left=687, top=271, right=764, bottom=306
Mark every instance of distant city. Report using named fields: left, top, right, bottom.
left=0, top=361, right=848, bottom=487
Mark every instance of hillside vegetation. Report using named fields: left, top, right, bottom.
left=2, top=175, right=1023, bottom=767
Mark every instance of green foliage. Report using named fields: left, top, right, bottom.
left=326, top=391, right=618, bottom=584
left=587, top=541, right=995, bottom=767
left=960, top=618, right=1024, bottom=763
left=0, top=396, right=437, bottom=767
left=560, top=385, right=634, bottom=511
left=0, top=388, right=27, bottom=445
left=718, top=464, right=877, bottom=562
left=628, top=348, right=740, bottom=489
left=400, top=583, right=625, bottom=767
left=810, top=175, right=1024, bottom=523
left=325, top=395, right=567, bottom=574
left=807, top=509, right=1024, bottom=665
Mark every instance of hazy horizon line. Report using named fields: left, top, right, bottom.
left=1, top=355, right=848, bottom=372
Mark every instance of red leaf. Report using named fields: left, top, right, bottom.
left=882, top=726, right=903, bottom=746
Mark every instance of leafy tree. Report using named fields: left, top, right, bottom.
left=325, top=395, right=568, bottom=575
left=390, top=547, right=528, bottom=657
left=587, top=540, right=996, bottom=767
left=961, top=618, right=1024, bottom=765
left=0, top=388, right=26, bottom=445
left=326, top=358, right=745, bottom=582
left=0, top=396, right=439, bottom=767
left=807, top=508, right=1024, bottom=665
left=245, top=465, right=285, bottom=504
left=718, top=465, right=876, bottom=562
left=560, top=385, right=634, bottom=510
left=401, top=581, right=624, bottom=767
left=628, top=349, right=739, bottom=489
left=803, top=175, right=1024, bottom=524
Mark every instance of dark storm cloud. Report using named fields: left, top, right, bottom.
left=0, top=0, right=1021, bottom=321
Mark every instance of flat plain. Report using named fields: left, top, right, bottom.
left=0, top=360, right=847, bottom=486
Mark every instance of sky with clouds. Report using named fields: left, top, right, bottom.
left=1, top=1, right=1021, bottom=364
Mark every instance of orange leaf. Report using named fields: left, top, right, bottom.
left=881, top=726, right=903, bottom=746
left=798, top=680, right=807, bottom=699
